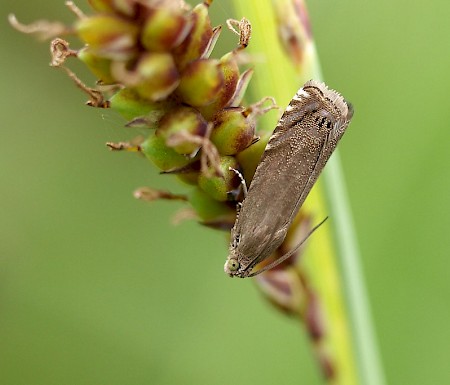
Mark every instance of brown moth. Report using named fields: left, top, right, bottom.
left=224, top=80, right=354, bottom=278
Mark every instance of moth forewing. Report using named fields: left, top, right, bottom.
left=224, top=80, right=353, bottom=278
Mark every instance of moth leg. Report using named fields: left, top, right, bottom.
left=229, top=167, right=248, bottom=198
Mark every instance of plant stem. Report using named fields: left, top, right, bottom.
left=323, top=154, right=387, bottom=385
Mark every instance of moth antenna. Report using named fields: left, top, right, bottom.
left=248, top=217, right=328, bottom=277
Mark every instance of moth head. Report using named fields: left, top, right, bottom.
left=224, top=252, right=258, bottom=278
left=224, top=245, right=251, bottom=277
left=224, top=257, right=240, bottom=277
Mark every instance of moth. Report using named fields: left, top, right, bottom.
left=224, top=80, right=354, bottom=278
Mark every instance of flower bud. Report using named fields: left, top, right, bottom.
left=88, top=0, right=116, bottom=13
left=188, top=188, right=235, bottom=222
left=210, top=107, right=255, bottom=155
left=236, top=134, right=269, bottom=182
left=141, top=7, right=191, bottom=52
left=88, top=0, right=136, bottom=17
left=161, top=161, right=201, bottom=186
left=77, top=47, right=114, bottom=84
left=273, top=0, right=313, bottom=69
left=110, top=0, right=135, bottom=17
left=198, top=156, right=240, bottom=201
left=156, top=107, right=207, bottom=154
left=134, top=53, right=180, bottom=101
left=173, top=3, right=216, bottom=68
left=255, top=269, right=305, bottom=315
left=75, top=15, right=138, bottom=59
left=141, top=135, right=191, bottom=171
left=177, top=59, right=223, bottom=107
left=109, top=88, right=170, bottom=123
left=198, top=52, right=240, bottom=120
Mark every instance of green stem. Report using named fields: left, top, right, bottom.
left=323, top=154, right=387, bottom=385
left=229, top=1, right=386, bottom=384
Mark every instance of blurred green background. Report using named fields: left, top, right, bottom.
left=1, top=1, right=449, bottom=384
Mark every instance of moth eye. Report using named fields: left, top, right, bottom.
left=227, top=259, right=240, bottom=272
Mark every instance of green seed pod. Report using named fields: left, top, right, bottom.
left=156, top=107, right=207, bottom=155
left=210, top=107, right=255, bottom=155
left=88, top=0, right=135, bottom=16
left=109, top=88, right=170, bottom=123
left=75, top=15, right=138, bottom=59
left=77, top=47, right=114, bottom=84
left=188, top=187, right=235, bottom=222
left=198, top=52, right=240, bottom=120
left=161, top=161, right=201, bottom=186
left=236, top=134, right=270, bottom=182
left=176, top=168, right=200, bottom=185
left=134, top=53, right=180, bottom=101
left=141, top=135, right=191, bottom=171
left=87, top=0, right=116, bottom=13
left=177, top=59, right=224, bottom=107
left=173, top=3, right=215, bottom=68
left=110, top=0, right=135, bottom=17
left=198, top=156, right=240, bottom=201
left=141, top=8, right=191, bottom=52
